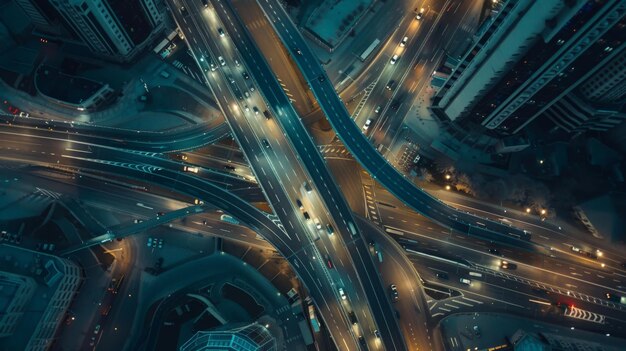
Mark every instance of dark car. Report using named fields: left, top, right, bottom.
left=325, top=254, right=334, bottom=269
left=605, top=292, right=621, bottom=302
left=436, top=272, right=449, bottom=280
left=242, top=71, right=250, bottom=80
left=296, top=199, right=303, bottom=210
left=224, top=165, right=236, bottom=171
left=358, top=336, right=366, bottom=346
left=202, top=0, right=209, bottom=7
left=318, top=75, right=325, bottom=83
left=263, top=110, right=271, bottom=120
left=349, top=311, right=357, bottom=324
left=262, top=139, right=271, bottom=148
left=303, top=211, right=311, bottom=220
left=157, top=211, right=165, bottom=216
left=488, top=248, right=502, bottom=256
left=389, top=284, right=399, bottom=301
left=390, top=101, right=400, bottom=110
left=386, top=80, right=395, bottom=90
left=500, top=260, right=517, bottom=270
left=293, top=47, right=302, bottom=55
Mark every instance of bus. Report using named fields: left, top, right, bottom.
left=220, top=214, right=240, bottom=225
left=359, top=39, right=380, bottom=61
left=308, top=305, right=320, bottom=333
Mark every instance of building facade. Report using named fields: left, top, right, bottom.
left=46, top=0, right=164, bottom=62
left=180, top=323, right=277, bottom=351
left=434, top=0, right=626, bottom=136
left=0, top=244, right=83, bottom=351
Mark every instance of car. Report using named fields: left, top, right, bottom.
left=293, top=47, right=302, bottom=55
left=349, top=311, right=357, bottom=324
left=488, top=248, right=502, bottom=256
left=180, top=6, right=188, bottom=16
left=500, top=260, right=517, bottom=270
left=416, top=7, right=424, bottom=20
left=605, top=292, right=621, bottom=302
left=94, top=324, right=101, bottom=334
left=263, top=110, right=271, bottom=120
left=224, top=165, right=236, bottom=171
left=374, top=329, right=381, bottom=338
left=363, top=119, right=372, bottom=130
left=244, top=105, right=250, bottom=112
left=389, top=284, right=399, bottom=301
left=358, top=336, right=366, bottom=346
left=303, top=211, right=311, bottom=220
left=218, top=56, right=226, bottom=66
left=318, top=75, right=325, bottom=83
left=210, top=62, right=217, bottom=71
left=236, top=94, right=243, bottom=101
left=147, top=238, right=153, bottom=247
left=374, top=105, right=381, bottom=114
left=313, top=218, right=322, bottom=230
left=18, top=111, right=29, bottom=117
left=202, top=0, right=209, bottom=7
left=235, top=60, right=240, bottom=66
left=326, top=224, right=335, bottom=235
left=253, top=106, right=260, bottom=115
left=390, top=54, right=399, bottom=64
left=338, top=287, right=347, bottom=300
left=157, top=211, right=165, bottom=216
left=296, top=199, right=304, bottom=210
left=249, top=86, right=255, bottom=92
left=262, top=139, right=270, bottom=148
left=460, top=278, right=472, bottom=285
left=227, top=75, right=235, bottom=84
left=436, top=272, right=449, bottom=280
left=390, top=101, right=400, bottom=110
left=218, top=28, right=225, bottom=37
left=184, top=166, right=199, bottom=173
left=325, top=254, right=334, bottom=269
left=244, top=91, right=250, bottom=98
left=242, top=71, right=250, bottom=80
left=400, top=36, right=408, bottom=47
left=386, top=80, right=395, bottom=90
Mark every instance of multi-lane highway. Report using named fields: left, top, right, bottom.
left=165, top=1, right=409, bottom=349
left=255, top=0, right=537, bottom=251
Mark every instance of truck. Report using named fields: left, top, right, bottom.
left=183, top=166, right=199, bottom=173
left=220, top=214, right=240, bottom=225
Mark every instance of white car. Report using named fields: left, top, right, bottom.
left=416, top=7, right=424, bottom=20
left=363, top=119, right=372, bottom=130
left=390, top=54, right=399, bottom=65
left=209, top=63, right=217, bottom=71
left=460, top=278, right=472, bottom=285
left=338, top=287, right=347, bottom=300
left=313, top=218, right=322, bottom=230
left=400, top=36, right=408, bottom=47
left=218, top=56, right=226, bottom=66
left=374, top=105, right=381, bottom=114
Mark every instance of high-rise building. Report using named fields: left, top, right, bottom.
left=0, top=244, right=83, bottom=351
left=45, top=0, right=164, bottom=62
left=433, top=0, right=626, bottom=136
left=180, top=323, right=277, bottom=351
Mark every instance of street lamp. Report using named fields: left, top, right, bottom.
left=445, top=174, right=451, bottom=180
left=445, top=185, right=451, bottom=190
left=540, top=209, right=546, bottom=215
left=526, top=208, right=531, bottom=213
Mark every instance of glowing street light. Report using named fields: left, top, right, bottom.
left=445, top=185, right=451, bottom=190
left=526, top=208, right=531, bottom=213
